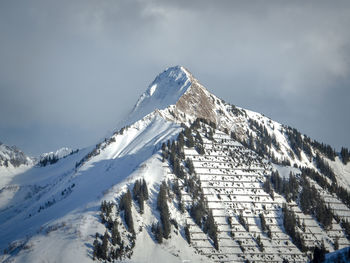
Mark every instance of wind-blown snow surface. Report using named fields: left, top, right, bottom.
left=0, top=113, right=184, bottom=262
left=4, top=154, right=207, bottom=263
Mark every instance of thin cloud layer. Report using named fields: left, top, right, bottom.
left=0, top=0, right=349, bottom=155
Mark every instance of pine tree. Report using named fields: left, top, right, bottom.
left=195, top=131, right=203, bottom=144
left=120, top=189, right=134, bottom=233
left=238, top=212, right=249, bottom=231
left=334, top=237, right=339, bottom=250
left=256, top=235, right=264, bottom=252
left=262, top=177, right=272, bottom=196
left=142, top=179, right=149, bottom=200
left=157, top=181, right=171, bottom=239
left=133, top=180, right=141, bottom=200
left=111, top=220, right=121, bottom=246
left=138, top=194, right=144, bottom=214
left=259, top=213, right=267, bottom=232
left=190, top=200, right=205, bottom=227
left=315, top=154, right=336, bottom=182
left=161, top=142, right=166, bottom=152
left=267, top=228, right=272, bottom=239
left=185, top=158, right=195, bottom=175
left=341, top=147, right=350, bottom=165
left=101, top=231, right=109, bottom=260
left=178, top=133, right=185, bottom=148
left=132, top=179, right=148, bottom=214
left=92, top=235, right=101, bottom=260
left=155, top=222, right=163, bottom=244
left=204, top=210, right=219, bottom=250
left=184, top=225, right=191, bottom=244
left=289, top=173, right=299, bottom=200
left=196, top=144, right=205, bottom=155
left=208, top=129, right=214, bottom=141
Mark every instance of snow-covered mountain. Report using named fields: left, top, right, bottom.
left=0, top=143, right=33, bottom=168
left=0, top=143, right=34, bottom=188
left=1, top=66, right=350, bottom=263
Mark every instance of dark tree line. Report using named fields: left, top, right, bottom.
left=172, top=179, right=185, bottom=213
left=267, top=169, right=333, bottom=230
left=93, top=198, right=135, bottom=261
left=190, top=196, right=206, bottom=227
left=203, top=210, right=219, bottom=250
left=341, top=147, right=350, bottom=164
left=315, top=154, right=336, bottom=182
left=299, top=175, right=333, bottom=229
left=282, top=204, right=306, bottom=252
left=230, top=104, right=244, bottom=117
left=156, top=181, right=171, bottom=240
left=93, top=231, right=110, bottom=260
left=184, top=127, right=195, bottom=148
left=238, top=212, right=249, bottom=232
left=340, top=219, right=350, bottom=240
left=310, top=139, right=336, bottom=161
left=162, top=139, right=185, bottom=179
left=249, top=119, right=280, bottom=152
left=259, top=213, right=272, bottom=239
left=151, top=222, right=163, bottom=244
left=132, top=179, right=149, bottom=214
left=120, top=189, right=134, bottom=234
left=39, top=155, right=59, bottom=166
left=301, top=167, right=350, bottom=210
left=195, top=131, right=205, bottom=155
left=284, top=127, right=312, bottom=160
left=284, top=126, right=337, bottom=162
left=99, top=200, right=114, bottom=225
left=190, top=195, right=219, bottom=250
left=184, top=224, right=191, bottom=244
left=256, top=235, right=264, bottom=252
left=270, top=171, right=298, bottom=202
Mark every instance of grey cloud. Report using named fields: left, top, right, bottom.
left=0, top=0, right=349, bottom=155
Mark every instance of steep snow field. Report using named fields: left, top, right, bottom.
left=0, top=113, right=183, bottom=262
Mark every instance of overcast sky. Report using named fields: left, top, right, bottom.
left=0, top=0, right=349, bottom=156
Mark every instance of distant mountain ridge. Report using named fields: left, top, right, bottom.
left=1, top=66, right=350, bottom=263
left=0, top=142, right=33, bottom=168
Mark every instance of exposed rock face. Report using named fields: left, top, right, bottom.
left=127, top=66, right=219, bottom=127
left=175, top=74, right=217, bottom=124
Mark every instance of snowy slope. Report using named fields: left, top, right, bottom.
left=1, top=66, right=350, bottom=263
left=0, top=113, right=183, bottom=262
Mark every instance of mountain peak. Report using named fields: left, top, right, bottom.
left=134, top=66, right=191, bottom=108
left=125, top=66, right=193, bottom=124
left=124, top=65, right=219, bottom=127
